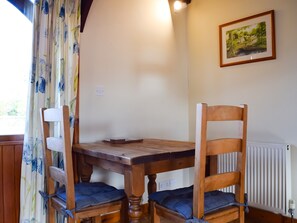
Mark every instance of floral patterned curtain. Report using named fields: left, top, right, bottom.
left=20, top=0, right=80, bottom=222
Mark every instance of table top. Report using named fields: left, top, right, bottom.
left=73, top=138, right=195, bottom=165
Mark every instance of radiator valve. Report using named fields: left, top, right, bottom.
left=288, top=199, right=296, bottom=218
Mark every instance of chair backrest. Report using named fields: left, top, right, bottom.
left=193, top=103, right=248, bottom=218
left=40, top=106, right=75, bottom=211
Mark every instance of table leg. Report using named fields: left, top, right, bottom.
left=148, top=174, right=157, bottom=223
left=77, top=154, right=93, bottom=182
left=128, top=195, right=143, bottom=223
left=148, top=174, right=157, bottom=194
left=73, top=152, right=79, bottom=183
left=124, top=165, right=145, bottom=223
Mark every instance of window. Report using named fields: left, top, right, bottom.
left=0, top=0, right=32, bottom=135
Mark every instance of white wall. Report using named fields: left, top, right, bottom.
left=80, top=0, right=189, bottom=201
left=187, top=0, right=297, bottom=212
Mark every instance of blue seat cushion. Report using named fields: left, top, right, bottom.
left=149, top=185, right=239, bottom=219
left=56, top=182, right=126, bottom=211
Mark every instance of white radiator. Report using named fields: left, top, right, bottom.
left=218, top=141, right=291, bottom=215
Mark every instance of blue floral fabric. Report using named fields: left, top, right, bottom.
left=20, top=0, right=81, bottom=222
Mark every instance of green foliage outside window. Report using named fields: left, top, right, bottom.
left=0, top=100, right=26, bottom=116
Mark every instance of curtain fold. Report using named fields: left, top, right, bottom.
left=20, top=0, right=80, bottom=222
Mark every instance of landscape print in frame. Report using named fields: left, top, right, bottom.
left=219, top=10, right=276, bottom=67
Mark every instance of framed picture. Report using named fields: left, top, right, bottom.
left=219, top=10, right=276, bottom=67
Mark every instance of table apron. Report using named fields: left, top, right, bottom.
left=144, top=156, right=194, bottom=174
left=83, top=155, right=126, bottom=174
left=82, top=154, right=194, bottom=175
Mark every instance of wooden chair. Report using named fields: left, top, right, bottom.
left=40, top=106, right=128, bottom=223
left=149, top=103, right=248, bottom=223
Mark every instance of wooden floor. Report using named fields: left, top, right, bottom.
left=120, top=202, right=290, bottom=223
left=139, top=217, right=252, bottom=223
left=139, top=214, right=297, bottom=223
left=94, top=206, right=296, bottom=223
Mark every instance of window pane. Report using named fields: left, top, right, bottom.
left=0, top=1, right=32, bottom=135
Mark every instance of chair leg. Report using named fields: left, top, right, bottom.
left=239, top=206, right=245, bottom=223
left=149, top=200, right=154, bottom=223
left=120, top=197, right=129, bottom=223
left=68, top=217, right=76, bottom=223
left=149, top=201, right=160, bottom=223
left=93, top=216, right=101, bottom=223
left=48, top=203, right=55, bottom=223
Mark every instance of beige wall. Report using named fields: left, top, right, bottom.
left=187, top=0, right=297, bottom=212
left=80, top=0, right=297, bottom=211
left=80, top=0, right=189, bottom=201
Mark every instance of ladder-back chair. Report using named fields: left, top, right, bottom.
left=149, top=103, right=248, bottom=223
left=40, top=106, right=128, bottom=223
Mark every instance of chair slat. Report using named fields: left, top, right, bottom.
left=44, top=108, right=63, bottom=122
left=205, top=172, right=240, bottom=192
left=207, top=138, right=242, bottom=156
left=49, top=166, right=66, bottom=185
left=46, top=137, right=64, bottom=153
left=207, top=105, right=243, bottom=121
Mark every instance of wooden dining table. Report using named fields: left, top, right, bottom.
left=73, top=138, right=195, bottom=223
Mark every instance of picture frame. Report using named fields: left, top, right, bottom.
left=219, top=10, right=276, bottom=67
